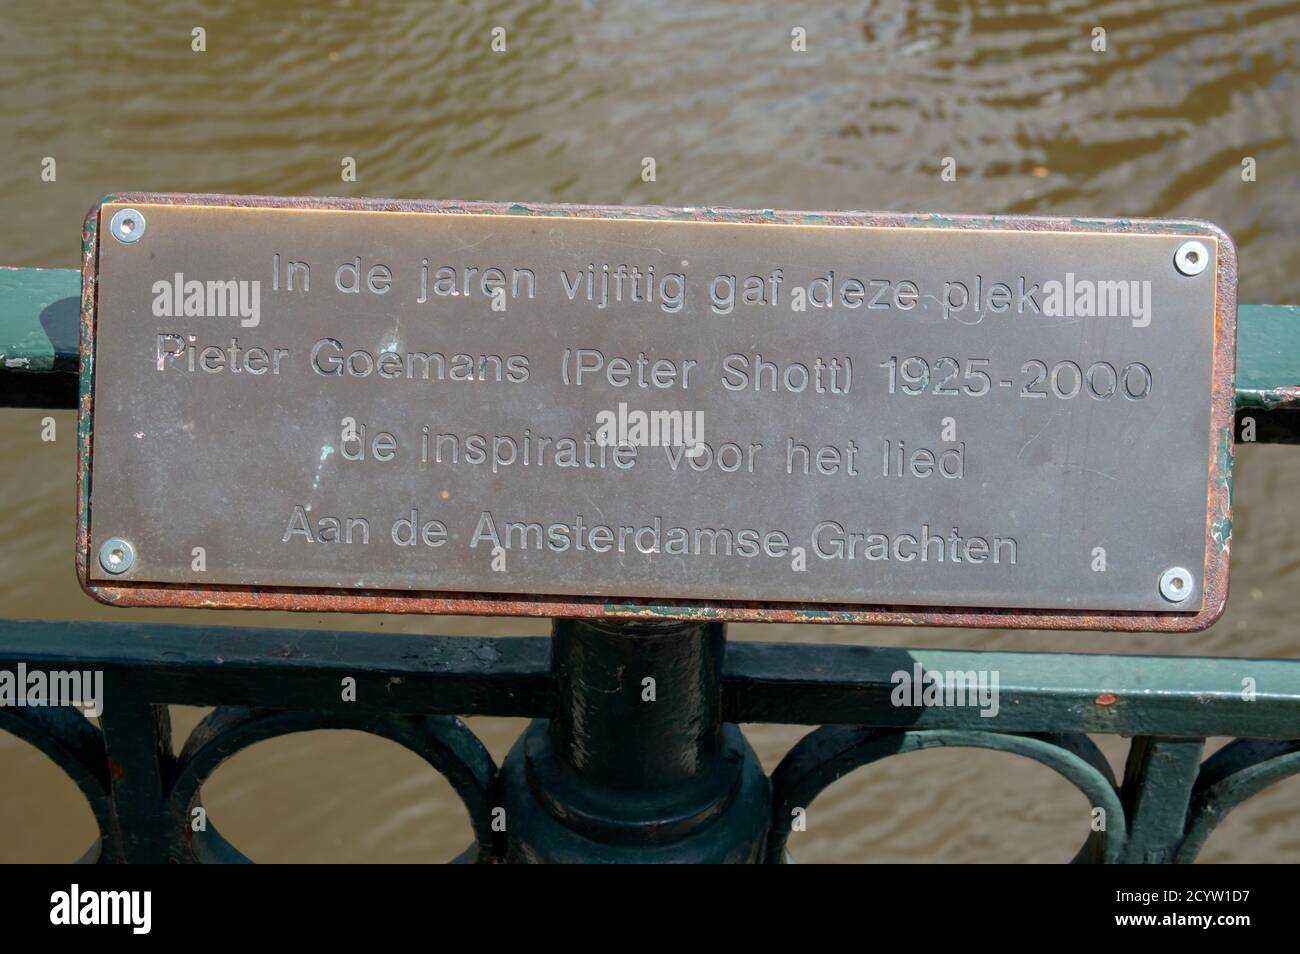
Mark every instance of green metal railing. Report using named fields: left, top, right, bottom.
left=1, top=265, right=1298, bottom=862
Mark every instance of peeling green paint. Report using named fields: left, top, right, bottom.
left=603, top=603, right=725, bottom=620
left=1212, top=515, right=1232, bottom=551
left=83, top=195, right=119, bottom=254
left=1218, top=426, right=1234, bottom=492
left=910, top=214, right=960, bottom=227
left=1070, top=217, right=1133, bottom=231
left=792, top=610, right=834, bottom=621
left=1156, top=221, right=1211, bottom=234
left=1065, top=217, right=1216, bottom=236
left=1212, top=424, right=1235, bottom=552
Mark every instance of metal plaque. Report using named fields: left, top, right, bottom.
left=78, top=195, right=1236, bottom=630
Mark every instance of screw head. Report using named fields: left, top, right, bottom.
left=109, top=208, right=146, bottom=244
left=1159, top=566, right=1195, bottom=603
left=98, top=537, right=136, bottom=575
left=1174, top=240, right=1209, bottom=276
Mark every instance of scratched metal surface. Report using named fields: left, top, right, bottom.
left=87, top=199, right=1221, bottom=613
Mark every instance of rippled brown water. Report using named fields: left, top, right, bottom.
left=1, top=0, right=1299, bottom=862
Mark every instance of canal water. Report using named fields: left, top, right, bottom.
left=1, top=0, right=1298, bottom=861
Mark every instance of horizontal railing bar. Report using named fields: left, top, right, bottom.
left=724, top=641, right=1300, bottom=738
left=0, top=618, right=554, bottom=718
left=3, top=618, right=1300, bottom=738
left=0, top=267, right=78, bottom=375
left=0, top=267, right=1294, bottom=423
left=0, top=267, right=78, bottom=409
left=1236, top=303, right=1300, bottom=410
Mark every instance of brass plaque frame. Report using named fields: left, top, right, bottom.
left=76, top=193, right=1237, bottom=631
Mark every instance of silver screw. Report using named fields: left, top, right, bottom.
left=109, top=208, right=146, bottom=244
left=98, top=537, right=136, bottom=575
left=1159, top=566, right=1195, bottom=603
left=1174, top=240, right=1209, bottom=276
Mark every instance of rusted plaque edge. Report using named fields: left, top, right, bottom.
left=76, top=193, right=1237, bottom=631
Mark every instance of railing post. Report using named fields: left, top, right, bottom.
left=99, top=697, right=185, bottom=863
left=499, top=617, right=771, bottom=862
